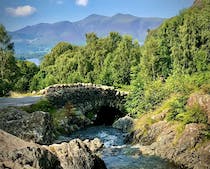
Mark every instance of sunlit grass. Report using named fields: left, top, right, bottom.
left=9, top=91, right=40, bottom=98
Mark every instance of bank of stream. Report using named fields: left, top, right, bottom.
left=57, top=125, right=180, bottom=169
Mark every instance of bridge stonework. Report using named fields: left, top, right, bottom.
left=42, top=83, right=128, bottom=117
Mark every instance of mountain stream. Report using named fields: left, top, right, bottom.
left=58, top=126, right=180, bottom=169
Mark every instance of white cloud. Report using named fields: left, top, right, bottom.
left=76, top=0, right=88, bottom=6
left=6, top=5, right=36, bottom=17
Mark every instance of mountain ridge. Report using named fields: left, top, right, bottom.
left=10, top=14, right=165, bottom=59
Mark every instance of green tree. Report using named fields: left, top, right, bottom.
left=15, top=60, right=39, bottom=92
left=31, top=33, right=141, bottom=90
left=97, top=53, right=114, bottom=85
left=112, top=35, right=140, bottom=85
left=0, top=24, right=19, bottom=96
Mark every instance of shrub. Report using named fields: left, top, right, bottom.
left=166, top=96, right=188, bottom=121
left=144, top=79, right=169, bottom=109
left=176, top=104, right=208, bottom=124
left=126, top=79, right=170, bottom=117
left=166, top=96, right=208, bottom=125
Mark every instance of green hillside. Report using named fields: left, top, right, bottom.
left=126, top=0, right=210, bottom=116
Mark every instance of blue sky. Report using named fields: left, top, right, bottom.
left=0, top=0, right=194, bottom=31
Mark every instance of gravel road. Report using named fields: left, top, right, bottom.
left=0, top=96, right=42, bottom=108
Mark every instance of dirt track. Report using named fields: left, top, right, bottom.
left=0, top=96, right=42, bottom=108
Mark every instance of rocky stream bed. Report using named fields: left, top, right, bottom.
left=0, top=93, right=209, bottom=169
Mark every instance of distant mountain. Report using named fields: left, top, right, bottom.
left=10, top=13, right=165, bottom=59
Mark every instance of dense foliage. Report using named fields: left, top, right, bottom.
left=0, top=24, right=39, bottom=96
left=30, top=32, right=141, bottom=90
left=15, top=60, right=39, bottom=92
left=126, top=0, right=210, bottom=119
left=0, top=24, right=18, bottom=96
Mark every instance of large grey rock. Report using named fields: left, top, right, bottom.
left=113, top=116, right=134, bottom=132
left=46, top=139, right=107, bottom=169
left=0, top=130, right=107, bottom=169
left=131, top=121, right=210, bottom=169
left=0, top=130, right=62, bottom=169
left=0, top=107, right=54, bottom=144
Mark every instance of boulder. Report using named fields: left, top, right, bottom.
left=0, top=129, right=62, bottom=169
left=0, top=107, right=54, bottom=144
left=138, top=121, right=169, bottom=146
left=172, top=123, right=209, bottom=169
left=46, top=139, right=107, bottom=169
left=0, top=130, right=107, bottom=169
left=113, top=116, right=134, bottom=132
left=132, top=121, right=210, bottom=169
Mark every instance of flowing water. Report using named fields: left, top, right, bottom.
left=58, top=126, right=180, bottom=169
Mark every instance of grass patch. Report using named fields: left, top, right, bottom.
left=201, top=129, right=210, bottom=140
left=133, top=94, right=184, bottom=133
left=51, top=108, right=68, bottom=134
left=172, top=122, right=186, bottom=145
left=152, top=94, right=181, bottom=115
left=133, top=111, right=156, bottom=131
left=21, top=98, right=56, bottom=113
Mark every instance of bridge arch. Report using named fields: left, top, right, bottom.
left=42, top=83, right=128, bottom=125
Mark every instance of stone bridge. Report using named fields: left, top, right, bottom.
left=42, top=83, right=128, bottom=124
